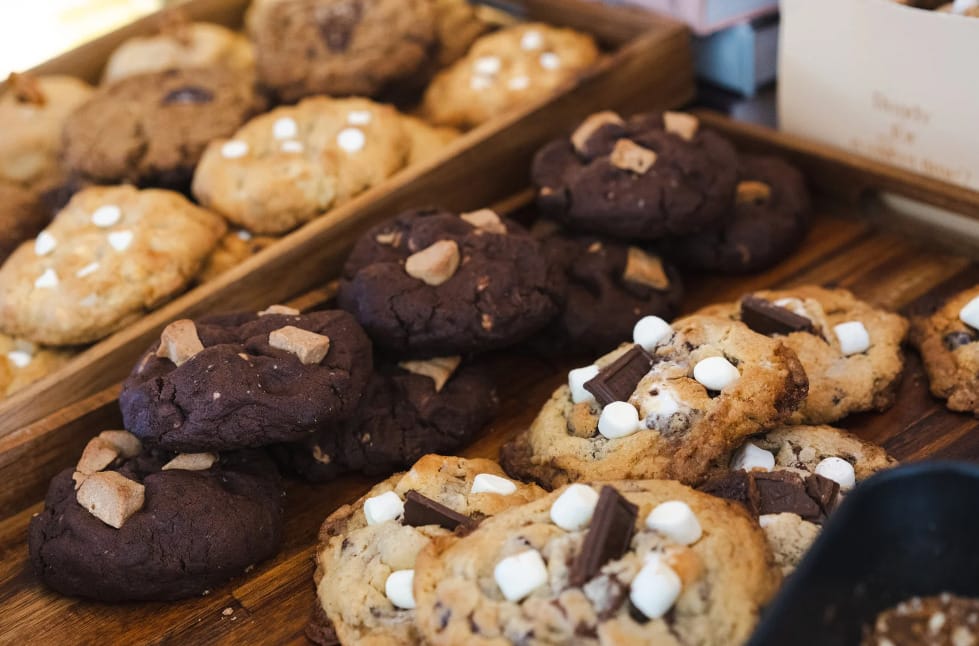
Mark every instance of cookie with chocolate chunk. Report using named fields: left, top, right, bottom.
left=865, top=594, right=979, bottom=646
left=338, top=208, right=563, bottom=356
left=699, top=286, right=909, bottom=424
left=120, top=308, right=372, bottom=451
left=412, top=480, right=779, bottom=646
left=911, top=284, right=979, bottom=416
left=532, top=110, right=738, bottom=240
left=62, top=67, right=264, bottom=193
left=668, top=155, right=812, bottom=273
left=29, top=433, right=283, bottom=602
left=502, top=315, right=808, bottom=489
left=277, top=359, right=498, bottom=482
left=309, top=454, right=544, bottom=645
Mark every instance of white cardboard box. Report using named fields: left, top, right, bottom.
left=779, top=0, right=979, bottom=192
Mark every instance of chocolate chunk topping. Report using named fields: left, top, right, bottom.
left=315, top=0, right=363, bottom=52
left=403, top=490, right=474, bottom=531
left=944, top=330, right=976, bottom=351
left=740, top=296, right=815, bottom=336
left=569, top=486, right=638, bottom=587
left=162, top=86, right=214, bottom=105
left=805, top=473, right=840, bottom=516
left=584, top=345, right=655, bottom=407
left=699, top=471, right=760, bottom=517
left=754, top=471, right=823, bottom=522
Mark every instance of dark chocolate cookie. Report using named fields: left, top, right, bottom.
left=61, top=67, right=264, bottom=193
left=0, top=181, right=49, bottom=265
left=528, top=226, right=683, bottom=355
left=532, top=110, right=738, bottom=240
left=120, top=308, right=372, bottom=451
left=29, top=448, right=283, bottom=602
left=247, top=0, right=437, bottom=103
left=667, top=155, right=812, bottom=273
left=276, top=359, right=498, bottom=482
left=337, top=208, right=563, bottom=356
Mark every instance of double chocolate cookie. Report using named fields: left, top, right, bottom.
left=532, top=110, right=738, bottom=240
left=120, top=307, right=372, bottom=451
left=338, top=208, right=562, bottom=356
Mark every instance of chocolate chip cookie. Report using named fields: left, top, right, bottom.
left=911, top=284, right=979, bottom=416
left=277, top=358, right=498, bottom=482
left=120, top=308, right=372, bottom=451
left=502, top=315, right=809, bottom=489
left=701, top=425, right=896, bottom=574
left=247, top=0, right=437, bottom=103
left=422, top=23, right=600, bottom=129
left=699, top=286, right=909, bottom=424
left=532, top=110, right=739, bottom=240
left=338, top=208, right=562, bottom=356
left=0, top=181, right=50, bottom=265
left=0, top=185, right=226, bottom=346
left=309, top=454, right=544, bottom=645
left=29, top=434, right=283, bottom=602
left=668, top=155, right=812, bottom=273
left=412, top=480, right=780, bottom=645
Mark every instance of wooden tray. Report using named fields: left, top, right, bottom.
left=3, top=113, right=979, bottom=644
left=0, top=0, right=695, bottom=436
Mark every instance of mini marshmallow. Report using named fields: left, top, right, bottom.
left=959, top=295, right=979, bottom=330
left=108, top=230, right=134, bottom=252
left=75, top=262, right=99, bottom=278
left=471, top=473, right=517, bottom=495
left=7, top=350, right=31, bottom=368
left=815, top=457, right=856, bottom=491
left=34, top=231, right=56, bottom=255
left=693, top=356, right=739, bottom=392
left=646, top=501, right=702, bottom=545
left=598, top=401, right=641, bottom=439
left=348, top=110, right=372, bottom=125
left=281, top=140, right=303, bottom=153
left=385, top=570, right=416, bottom=609
left=34, top=268, right=58, bottom=289
left=494, top=549, right=548, bottom=602
left=221, top=140, right=249, bottom=159
left=507, top=75, right=530, bottom=91
left=520, top=29, right=543, bottom=50
left=730, top=443, right=775, bottom=472
left=568, top=365, right=599, bottom=404
left=364, top=491, right=404, bottom=525
left=91, top=205, right=121, bottom=228
left=549, top=483, right=600, bottom=531
left=273, top=117, right=298, bottom=140
left=629, top=553, right=682, bottom=620
left=834, top=321, right=870, bottom=356
left=337, top=127, right=365, bottom=153
left=539, top=52, right=561, bottom=70
left=76, top=471, right=145, bottom=529
left=473, top=55, right=501, bottom=76
left=633, top=316, right=672, bottom=351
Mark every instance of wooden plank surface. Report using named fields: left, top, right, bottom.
left=1, top=195, right=978, bottom=644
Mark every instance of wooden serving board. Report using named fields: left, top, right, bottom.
left=2, top=116, right=979, bottom=644
left=0, top=0, right=694, bottom=436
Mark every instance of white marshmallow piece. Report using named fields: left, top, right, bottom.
left=337, top=127, right=365, bottom=153
left=7, top=350, right=32, bottom=368
left=34, top=231, right=56, bottom=256
left=473, top=55, right=501, bottom=76
left=693, top=356, right=740, bottom=392
left=281, top=140, right=304, bottom=153
left=633, top=315, right=672, bottom=351
left=363, top=491, right=404, bottom=525
left=814, top=457, right=856, bottom=491
left=273, top=117, right=298, bottom=140
left=539, top=52, right=561, bottom=70
left=108, top=230, right=134, bottom=252
left=221, top=140, right=249, bottom=159
left=834, top=321, right=870, bottom=356
left=35, top=268, right=58, bottom=289
left=521, top=30, right=543, bottom=50
left=549, top=484, right=600, bottom=531
left=494, top=549, right=548, bottom=602
left=347, top=110, right=372, bottom=125
left=385, top=570, right=416, bottom=610
left=598, top=401, right=641, bottom=439
left=629, top=553, right=682, bottom=620
left=91, top=204, right=121, bottom=228
left=730, top=443, right=775, bottom=472
left=959, top=295, right=979, bottom=330
left=507, top=75, right=530, bottom=91
left=568, top=364, right=599, bottom=404
left=645, top=501, right=702, bottom=545
left=471, top=473, right=517, bottom=496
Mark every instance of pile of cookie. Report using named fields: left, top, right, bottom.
left=0, top=0, right=602, bottom=398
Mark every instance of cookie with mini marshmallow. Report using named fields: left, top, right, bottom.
left=0, top=185, right=225, bottom=346
left=193, top=96, right=411, bottom=234
left=119, top=307, right=372, bottom=451
left=421, top=23, right=600, bottom=129
left=337, top=207, right=563, bottom=356
left=412, top=479, right=779, bottom=646
left=701, top=425, right=896, bottom=574
left=197, top=228, right=279, bottom=283
left=501, top=315, right=809, bottom=489
left=699, top=286, right=909, bottom=424
left=308, top=454, right=544, bottom=646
